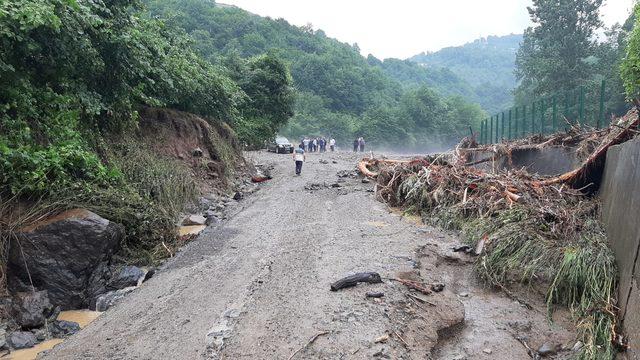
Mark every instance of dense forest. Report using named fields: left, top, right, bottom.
left=145, top=0, right=486, bottom=149
left=410, top=34, right=523, bottom=113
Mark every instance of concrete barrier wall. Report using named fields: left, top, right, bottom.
left=600, top=136, right=640, bottom=359
left=470, top=146, right=579, bottom=175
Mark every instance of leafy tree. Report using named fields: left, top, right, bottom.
left=515, top=0, right=603, bottom=100
left=622, top=4, right=640, bottom=101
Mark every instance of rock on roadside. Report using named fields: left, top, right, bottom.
left=183, top=215, right=207, bottom=226
left=7, top=209, right=124, bottom=310
left=94, top=287, right=137, bottom=312
left=108, top=266, right=146, bottom=290
left=11, top=291, right=57, bottom=329
left=8, top=331, right=36, bottom=349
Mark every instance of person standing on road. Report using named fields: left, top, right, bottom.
left=359, top=137, right=366, bottom=152
left=293, top=144, right=306, bottom=175
left=329, top=138, right=336, bottom=152
left=303, top=138, right=310, bottom=152
left=353, top=138, right=359, bottom=152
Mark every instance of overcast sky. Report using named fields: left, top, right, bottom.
left=220, top=0, right=635, bottom=59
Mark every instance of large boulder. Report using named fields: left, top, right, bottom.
left=7, top=209, right=124, bottom=309
left=11, top=291, right=57, bottom=329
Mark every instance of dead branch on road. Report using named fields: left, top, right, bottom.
left=287, top=331, right=330, bottom=360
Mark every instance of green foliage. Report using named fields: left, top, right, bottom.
left=224, top=52, right=295, bottom=144
left=409, top=35, right=523, bottom=113
left=145, top=0, right=484, bottom=148
left=58, top=138, right=197, bottom=264
left=622, top=5, right=640, bottom=100
left=0, top=0, right=253, bottom=196
left=513, top=0, right=631, bottom=117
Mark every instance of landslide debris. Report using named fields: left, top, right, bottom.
left=360, top=108, right=640, bottom=358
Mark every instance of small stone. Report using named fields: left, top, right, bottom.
left=361, top=178, right=371, bottom=184
left=0, top=328, right=6, bottom=349
left=430, top=283, right=445, bottom=292
left=458, top=292, right=470, bottom=297
left=192, top=148, right=203, bottom=157
left=482, top=348, right=492, bottom=354
left=49, top=320, right=80, bottom=338
left=572, top=341, right=584, bottom=351
left=507, top=320, right=532, bottom=332
left=183, top=215, right=206, bottom=226
left=374, top=334, right=389, bottom=343
left=94, top=287, right=136, bottom=312
left=366, top=291, right=384, bottom=298
left=8, top=331, right=37, bottom=349
left=31, top=328, right=47, bottom=342
left=233, top=192, right=243, bottom=201
left=537, top=342, right=558, bottom=357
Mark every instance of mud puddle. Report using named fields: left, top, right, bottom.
left=410, top=226, right=578, bottom=359
left=2, top=310, right=101, bottom=360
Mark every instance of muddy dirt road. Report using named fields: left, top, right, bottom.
left=44, top=150, right=576, bottom=359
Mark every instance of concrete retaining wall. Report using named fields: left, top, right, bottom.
left=470, top=146, right=579, bottom=176
left=600, top=136, right=640, bottom=359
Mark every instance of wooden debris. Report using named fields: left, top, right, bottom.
left=287, top=331, right=330, bottom=360
left=330, top=272, right=382, bottom=291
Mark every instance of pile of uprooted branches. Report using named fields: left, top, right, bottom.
left=360, top=108, right=640, bottom=359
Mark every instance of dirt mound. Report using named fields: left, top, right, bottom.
left=137, top=107, right=249, bottom=192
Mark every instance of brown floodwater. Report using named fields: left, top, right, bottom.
left=2, top=310, right=101, bottom=360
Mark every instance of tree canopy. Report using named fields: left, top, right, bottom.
left=144, top=0, right=486, bottom=149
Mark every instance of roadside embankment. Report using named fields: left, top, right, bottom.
left=0, top=107, right=251, bottom=356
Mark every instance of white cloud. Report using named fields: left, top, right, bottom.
left=220, top=0, right=635, bottom=59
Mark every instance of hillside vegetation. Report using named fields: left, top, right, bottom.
left=0, top=0, right=293, bottom=262
left=145, top=0, right=486, bottom=148
left=410, top=34, right=522, bottom=113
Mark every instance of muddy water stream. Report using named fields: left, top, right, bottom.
left=2, top=310, right=101, bottom=360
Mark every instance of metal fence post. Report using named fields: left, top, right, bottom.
left=501, top=112, right=505, bottom=141
left=598, top=79, right=605, bottom=129
left=508, top=109, right=512, bottom=140
left=531, top=101, right=536, bottom=134
left=522, top=105, right=526, bottom=137
left=490, top=116, right=494, bottom=144
left=552, top=96, right=557, bottom=133
left=495, top=114, right=499, bottom=142
left=540, top=98, right=545, bottom=135
left=579, top=86, right=585, bottom=125
left=514, top=107, right=519, bottom=139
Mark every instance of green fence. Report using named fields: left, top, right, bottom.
left=479, top=80, right=609, bottom=144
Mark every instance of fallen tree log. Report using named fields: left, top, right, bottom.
left=534, top=110, right=640, bottom=189
left=330, top=272, right=382, bottom=291
left=358, top=159, right=378, bottom=178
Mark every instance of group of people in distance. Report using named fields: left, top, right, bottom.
left=300, top=137, right=336, bottom=153
left=353, top=137, right=366, bottom=152
left=292, top=136, right=336, bottom=176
